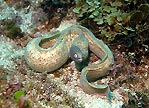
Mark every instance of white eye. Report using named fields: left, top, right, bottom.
left=74, top=54, right=78, bottom=58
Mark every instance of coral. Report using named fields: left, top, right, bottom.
left=0, top=36, right=24, bottom=71
left=0, top=0, right=48, bottom=34
left=5, top=20, right=23, bottom=39
left=31, top=8, right=48, bottom=26
left=40, top=0, right=74, bottom=28
left=122, top=90, right=149, bottom=107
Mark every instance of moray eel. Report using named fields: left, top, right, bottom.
left=70, top=32, right=89, bottom=70
left=24, top=25, right=114, bottom=99
left=70, top=32, right=88, bottom=63
left=70, top=44, right=89, bottom=71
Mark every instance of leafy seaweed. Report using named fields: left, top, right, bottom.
left=13, top=90, right=25, bottom=102
left=73, top=0, right=149, bottom=63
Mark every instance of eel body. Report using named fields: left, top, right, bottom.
left=24, top=25, right=114, bottom=97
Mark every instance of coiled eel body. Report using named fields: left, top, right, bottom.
left=24, top=25, right=114, bottom=98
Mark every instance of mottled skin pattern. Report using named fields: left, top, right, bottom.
left=24, top=25, right=114, bottom=98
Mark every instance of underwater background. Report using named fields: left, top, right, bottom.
left=0, top=0, right=149, bottom=108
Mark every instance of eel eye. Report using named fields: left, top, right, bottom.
left=74, top=54, right=78, bottom=58
left=74, top=53, right=82, bottom=62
